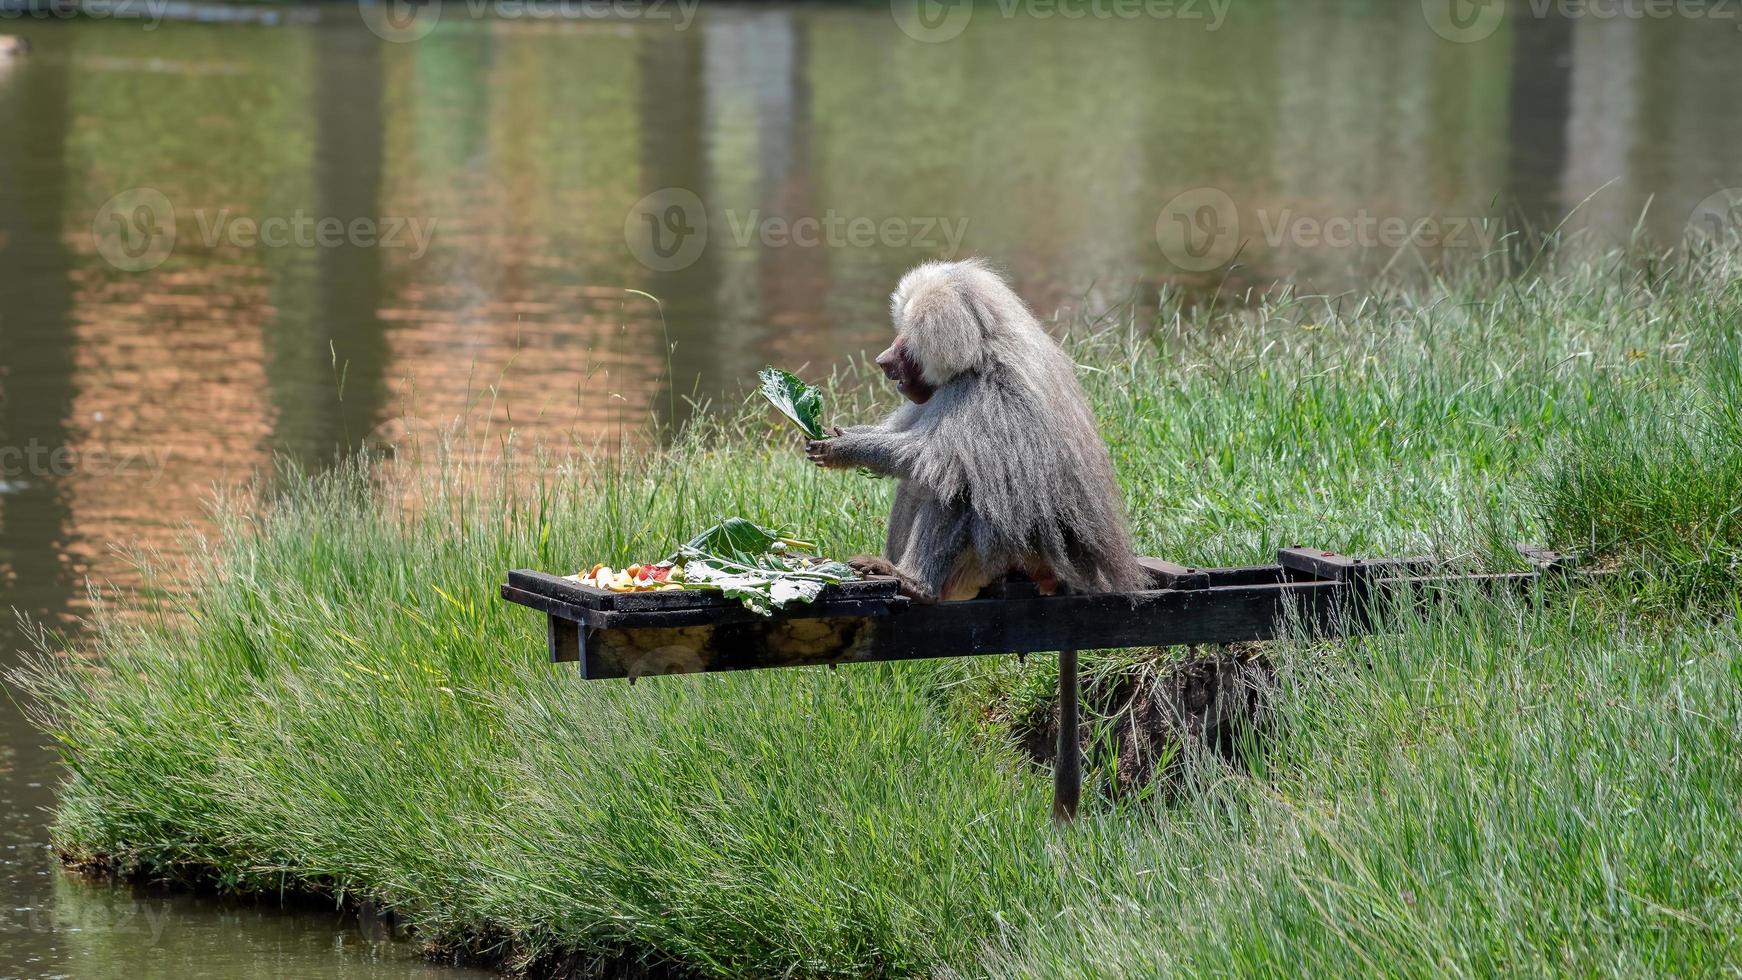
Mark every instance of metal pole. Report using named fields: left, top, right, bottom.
left=1053, top=647, right=1081, bottom=823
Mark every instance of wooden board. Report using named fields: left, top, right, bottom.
left=1275, top=547, right=1436, bottom=582
left=1136, top=558, right=1210, bottom=591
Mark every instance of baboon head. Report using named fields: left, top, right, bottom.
left=879, top=258, right=1023, bottom=403
left=874, top=336, right=933, bottom=404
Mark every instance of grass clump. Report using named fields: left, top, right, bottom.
left=14, top=242, right=1742, bottom=977
left=983, top=586, right=1742, bottom=977
left=1530, top=336, right=1742, bottom=606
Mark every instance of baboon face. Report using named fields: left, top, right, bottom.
left=875, top=336, right=935, bottom=405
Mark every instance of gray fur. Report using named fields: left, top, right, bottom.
left=827, top=259, right=1146, bottom=601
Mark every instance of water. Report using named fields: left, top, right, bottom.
left=0, top=2, right=1737, bottom=974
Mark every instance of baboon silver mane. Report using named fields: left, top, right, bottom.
left=807, top=259, right=1145, bottom=601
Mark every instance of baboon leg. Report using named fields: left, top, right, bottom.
left=939, top=555, right=995, bottom=601
left=1021, top=561, right=1060, bottom=595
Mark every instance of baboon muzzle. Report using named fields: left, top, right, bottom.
left=875, top=345, right=901, bottom=380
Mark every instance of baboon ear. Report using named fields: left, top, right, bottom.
left=895, top=266, right=986, bottom=387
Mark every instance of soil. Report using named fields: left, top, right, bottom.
left=1015, top=643, right=1276, bottom=798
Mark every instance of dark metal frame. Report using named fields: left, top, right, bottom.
left=501, top=546, right=1575, bottom=821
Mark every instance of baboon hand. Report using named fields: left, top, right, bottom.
left=805, top=426, right=849, bottom=468
left=850, top=555, right=935, bottom=602
left=847, top=554, right=898, bottom=578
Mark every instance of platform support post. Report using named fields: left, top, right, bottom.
left=1053, top=647, right=1081, bottom=823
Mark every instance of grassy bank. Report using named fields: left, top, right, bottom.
left=16, top=244, right=1742, bottom=977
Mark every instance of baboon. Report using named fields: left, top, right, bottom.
left=807, top=259, right=1145, bottom=602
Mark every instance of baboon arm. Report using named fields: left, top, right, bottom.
left=824, top=425, right=916, bottom=478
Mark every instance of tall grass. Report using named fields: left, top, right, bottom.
left=1529, top=333, right=1742, bottom=606
left=15, top=243, right=1742, bottom=977
left=983, top=585, right=1742, bottom=977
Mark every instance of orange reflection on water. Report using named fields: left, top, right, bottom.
left=56, top=255, right=275, bottom=610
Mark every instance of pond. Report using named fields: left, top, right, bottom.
left=0, top=2, right=1738, bottom=974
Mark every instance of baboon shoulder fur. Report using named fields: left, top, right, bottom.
left=828, top=259, right=1145, bottom=600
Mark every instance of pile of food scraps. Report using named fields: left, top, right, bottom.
left=568, top=518, right=859, bottom=615
left=574, top=562, right=684, bottom=593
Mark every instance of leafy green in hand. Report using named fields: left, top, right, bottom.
left=758, top=367, right=825, bottom=440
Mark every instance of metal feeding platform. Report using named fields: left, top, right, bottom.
left=501, top=546, right=1579, bottom=821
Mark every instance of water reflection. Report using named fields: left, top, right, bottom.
left=21, top=874, right=496, bottom=979
left=0, top=4, right=1738, bottom=975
